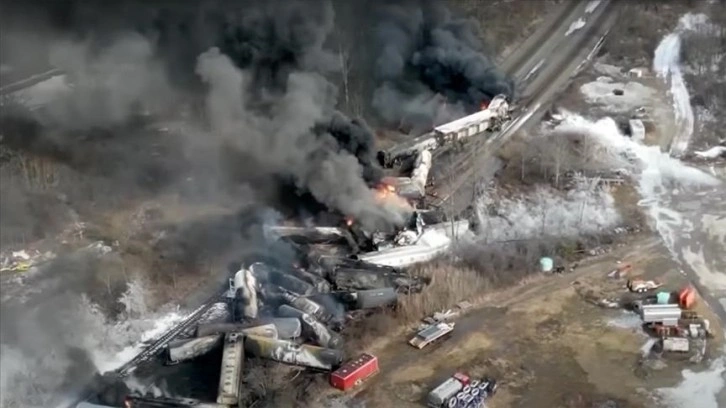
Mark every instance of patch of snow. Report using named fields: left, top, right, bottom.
left=475, top=184, right=621, bottom=242
left=565, top=18, right=586, bottom=36
left=694, top=146, right=726, bottom=159
left=593, top=62, right=624, bottom=78
left=653, top=13, right=712, bottom=156
left=585, top=0, right=602, bottom=14
left=580, top=80, right=658, bottom=114
left=607, top=311, right=643, bottom=330
left=523, top=59, right=545, bottom=82
left=657, top=343, right=726, bottom=408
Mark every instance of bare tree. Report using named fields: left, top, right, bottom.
left=338, top=41, right=351, bottom=111
left=545, top=134, right=571, bottom=188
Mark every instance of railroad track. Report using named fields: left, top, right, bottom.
left=62, top=287, right=228, bottom=408
left=115, top=287, right=228, bottom=377
left=427, top=0, right=616, bottom=210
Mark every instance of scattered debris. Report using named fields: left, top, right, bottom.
left=0, top=248, right=56, bottom=273
left=607, top=263, right=632, bottom=279
left=627, top=279, right=662, bottom=293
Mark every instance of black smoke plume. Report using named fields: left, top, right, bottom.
left=0, top=0, right=409, bottom=232
left=1, top=1, right=412, bottom=405
left=370, top=0, right=514, bottom=133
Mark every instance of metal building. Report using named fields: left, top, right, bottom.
left=640, top=304, right=682, bottom=324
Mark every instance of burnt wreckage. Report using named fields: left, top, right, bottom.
left=119, top=206, right=472, bottom=407
left=120, top=96, right=508, bottom=408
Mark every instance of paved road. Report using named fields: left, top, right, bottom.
left=427, top=0, right=618, bottom=215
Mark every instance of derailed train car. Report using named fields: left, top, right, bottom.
left=196, top=318, right=302, bottom=339
left=277, top=305, right=344, bottom=349
left=378, top=94, right=511, bottom=167
left=330, top=267, right=427, bottom=293
left=244, top=335, right=344, bottom=371
left=166, top=335, right=223, bottom=365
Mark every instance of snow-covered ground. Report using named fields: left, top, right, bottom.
left=653, top=13, right=713, bottom=157
left=695, top=146, right=726, bottom=160
left=552, top=113, right=726, bottom=408
left=565, top=18, right=586, bottom=37
left=580, top=76, right=658, bottom=114
left=657, top=350, right=726, bottom=408
left=475, top=183, right=622, bottom=242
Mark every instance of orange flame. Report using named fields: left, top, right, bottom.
left=345, top=217, right=354, bottom=227
left=480, top=101, right=489, bottom=110
left=374, top=183, right=397, bottom=200
left=373, top=182, right=413, bottom=211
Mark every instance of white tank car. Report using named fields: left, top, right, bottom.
left=230, top=268, right=258, bottom=319
left=410, top=149, right=433, bottom=194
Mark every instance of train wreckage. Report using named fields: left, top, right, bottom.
left=94, top=95, right=511, bottom=408
left=125, top=208, right=473, bottom=406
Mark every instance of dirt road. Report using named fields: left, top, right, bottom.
left=318, top=236, right=723, bottom=408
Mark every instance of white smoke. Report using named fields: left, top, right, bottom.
left=0, top=280, right=183, bottom=408
left=553, top=114, right=721, bottom=255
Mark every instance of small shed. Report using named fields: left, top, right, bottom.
left=641, top=304, right=682, bottom=324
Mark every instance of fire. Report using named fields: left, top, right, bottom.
left=374, top=183, right=397, bottom=200
left=480, top=101, right=489, bottom=110
left=373, top=182, right=413, bottom=211
left=345, top=217, right=354, bottom=227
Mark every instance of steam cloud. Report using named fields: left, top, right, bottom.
left=371, top=0, right=514, bottom=132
